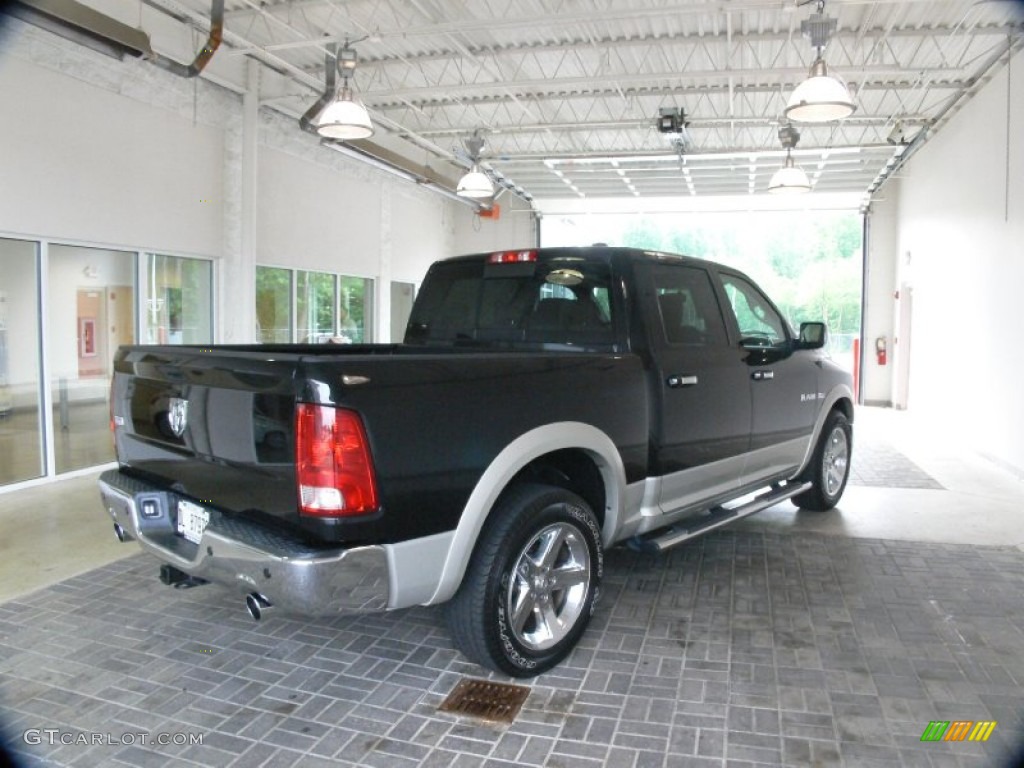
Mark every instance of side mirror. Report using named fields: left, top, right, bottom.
left=798, top=322, right=826, bottom=350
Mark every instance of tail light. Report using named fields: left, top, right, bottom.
left=295, top=403, right=379, bottom=517
left=488, top=249, right=537, bottom=264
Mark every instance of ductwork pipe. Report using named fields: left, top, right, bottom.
left=299, top=44, right=337, bottom=135
left=147, top=0, right=224, bottom=78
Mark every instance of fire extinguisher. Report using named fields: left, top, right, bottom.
left=876, top=336, right=887, bottom=366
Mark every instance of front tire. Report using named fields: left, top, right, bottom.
left=794, top=410, right=852, bottom=511
left=445, top=483, right=603, bottom=677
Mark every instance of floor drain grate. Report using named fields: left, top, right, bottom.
left=438, top=678, right=531, bottom=724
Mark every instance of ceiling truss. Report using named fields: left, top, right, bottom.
left=71, top=0, right=1024, bottom=206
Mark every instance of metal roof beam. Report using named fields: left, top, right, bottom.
left=359, top=65, right=964, bottom=104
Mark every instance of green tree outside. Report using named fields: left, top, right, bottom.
left=610, top=211, right=863, bottom=365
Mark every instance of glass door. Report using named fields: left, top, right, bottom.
left=48, top=244, right=135, bottom=473
left=0, top=238, right=44, bottom=486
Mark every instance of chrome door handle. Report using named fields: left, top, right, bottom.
left=667, top=375, right=699, bottom=388
left=752, top=370, right=774, bottom=381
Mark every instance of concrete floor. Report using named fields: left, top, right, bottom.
left=732, top=407, right=1024, bottom=550
left=0, top=472, right=125, bottom=604
left=1, top=406, right=1023, bottom=768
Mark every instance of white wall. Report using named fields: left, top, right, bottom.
left=861, top=191, right=898, bottom=406
left=452, top=194, right=538, bottom=255
left=0, top=17, right=470, bottom=350
left=893, top=50, right=1024, bottom=471
left=257, top=147, right=384, bottom=277
left=0, top=54, right=224, bottom=257
left=253, top=110, right=458, bottom=342
left=390, top=187, right=454, bottom=283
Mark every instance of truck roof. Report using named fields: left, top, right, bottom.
left=444, top=246, right=724, bottom=271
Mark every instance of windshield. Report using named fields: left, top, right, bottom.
left=405, top=256, right=617, bottom=350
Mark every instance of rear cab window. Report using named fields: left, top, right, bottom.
left=406, top=252, right=619, bottom=351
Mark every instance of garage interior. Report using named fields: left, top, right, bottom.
left=1, top=0, right=1023, bottom=766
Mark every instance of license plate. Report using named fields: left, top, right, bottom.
left=177, top=500, right=210, bottom=544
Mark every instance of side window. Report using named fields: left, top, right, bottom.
left=721, top=275, right=787, bottom=345
left=650, top=265, right=728, bottom=347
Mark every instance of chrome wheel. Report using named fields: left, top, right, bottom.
left=447, top=484, right=602, bottom=676
left=507, top=521, right=591, bottom=652
left=822, top=425, right=849, bottom=497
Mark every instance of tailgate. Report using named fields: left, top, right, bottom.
left=111, top=346, right=300, bottom=522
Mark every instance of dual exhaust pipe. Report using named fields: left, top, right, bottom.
left=245, top=593, right=273, bottom=621
left=118, top=522, right=273, bottom=620
left=113, top=522, right=132, bottom=543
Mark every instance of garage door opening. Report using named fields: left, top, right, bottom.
left=541, top=210, right=863, bottom=375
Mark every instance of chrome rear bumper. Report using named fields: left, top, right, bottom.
left=98, top=469, right=389, bottom=616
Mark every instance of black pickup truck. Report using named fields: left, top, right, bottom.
left=99, top=246, right=853, bottom=676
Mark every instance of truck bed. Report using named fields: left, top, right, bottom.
left=111, top=344, right=650, bottom=545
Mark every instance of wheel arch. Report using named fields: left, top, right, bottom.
left=426, top=421, right=627, bottom=606
left=796, top=384, right=855, bottom=478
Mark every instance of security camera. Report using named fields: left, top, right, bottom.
left=658, top=107, right=685, bottom=134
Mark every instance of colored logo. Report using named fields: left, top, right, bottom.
left=920, top=721, right=997, bottom=742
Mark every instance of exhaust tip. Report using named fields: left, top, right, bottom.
left=245, top=593, right=272, bottom=621
left=113, top=523, right=131, bottom=543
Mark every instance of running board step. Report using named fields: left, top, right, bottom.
left=628, top=481, right=812, bottom=553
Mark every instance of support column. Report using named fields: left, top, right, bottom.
left=377, top=185, right=393, bottom=343
left=220, top=59, right=259, bottom=342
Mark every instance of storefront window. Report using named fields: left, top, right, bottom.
left=296, top=271, right=336, bottom=343
left=340, top=276, right=373, bottom=344
left=0, top=238, right=44, bottom=486
left=256, top=267, right=373, bottom=344
left=144, top=254, right=213, bottom=344
left=256, top=267, right=292, bottom=343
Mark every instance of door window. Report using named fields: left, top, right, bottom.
left=649, top=265, right=728, bottom=347
left=721, top=274, right=788, bottom=345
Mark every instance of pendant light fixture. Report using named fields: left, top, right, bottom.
left=768, top=151, right=812, bottom=194
left=456, top=130, right=494, bottom=199
left=456, top=166, right=495, bottom=198
left=316, top=44, right=374, bottom=140
left=785, top=0, right=856, bottom=123
left=768, top=123, right=811, bottom=195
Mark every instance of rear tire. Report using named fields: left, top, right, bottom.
left=794, top=410, right=852, bottom=511
left=445, top=483, right=603, bottom=677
